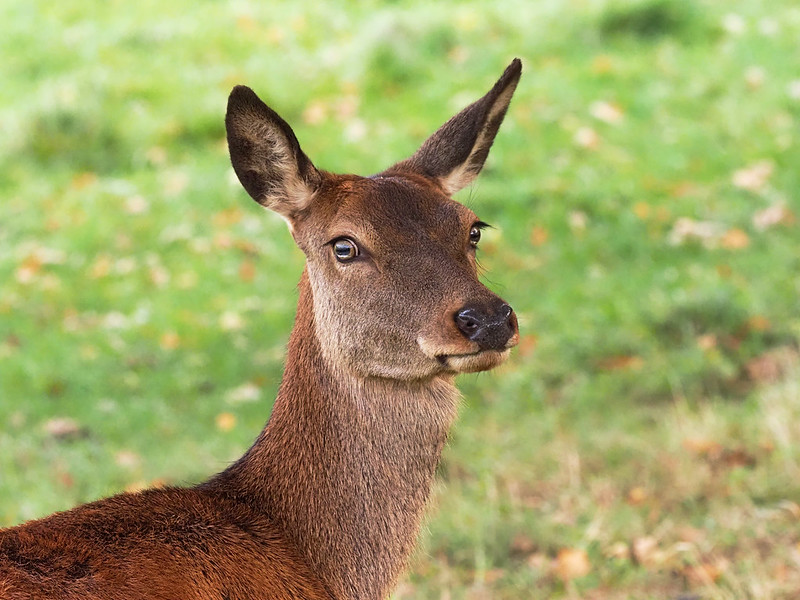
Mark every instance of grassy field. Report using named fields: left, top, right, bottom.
left=2, top=0, right=800, bottom=597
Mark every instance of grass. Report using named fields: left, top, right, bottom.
left=2, top=0, right=800, bottom=597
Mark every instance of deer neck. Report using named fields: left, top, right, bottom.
left=213, top=270, right=460, bottom=600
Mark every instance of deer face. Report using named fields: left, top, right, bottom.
left=226, top=60, right=521, bottom=381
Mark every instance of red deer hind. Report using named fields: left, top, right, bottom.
left=1, top=59, right=522, bottom=600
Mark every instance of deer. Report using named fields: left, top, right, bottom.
left=0, top=58, right=522, bottom=600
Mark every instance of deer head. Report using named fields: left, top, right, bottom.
left=225, top=59, right=521, bottom=382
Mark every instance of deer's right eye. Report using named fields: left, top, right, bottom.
left=332, top=238, right=359, bottom=263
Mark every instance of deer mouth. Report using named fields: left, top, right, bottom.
left=436, top=348, right=511, bottom=374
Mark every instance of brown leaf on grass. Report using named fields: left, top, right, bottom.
left=303, top=100, right=328, bottom=125
left=525, top=552, right=548, bottom=573
left=124, top=195, right=149, bottom=215
left=589, top=100, right=624, bottom=124
left=626, top=486, right=648, bottom=506
left=633, top=202, right=650, bottom=220
left=215, top=412, right=237, bottom=432
left=530, top=226, right=549, bottom=246
left=753, top=203, right=795, bottom=231
left=517, top=335, right=538, bottom=358
left=115, top=450, right=141, bottom=469
left=483, top=568, right=505, bottom=584
left=720, top=228, right=750, bottom=250
left=696, top=334, right=718, bottom=350
left=159, top=331, right=180, bottom=350
left=554, top=548, right=591, bottom=581
left=684, top=438, right=757, bottom=470
left=90, top=255, right=112, bottom=279
left=668, top=217, right=722, bottom=247
left=15, top=254, right=43, bottom=284
left=604, top=541, right=630, bottom=560
left=509, top=533, right=536, bottom=557
left=732, top=160, right=773, bottom=192
left=746, top=315, right=771, bottom=332
left=239, top=259, right=256, bottom=282
left=71, top=172, right=98, bottom=190
left=677, top=526, right=706, bottom=545
left=682, top=558, right=729, bottom=585
left=43, top=417, right=89, bottom=441
left=596, top=355, right=644, bottom=371
left=745, top=346, right=798, bottom=383
left=573, top=127, right=599, bottom=149
left=631, top=536, right=662, bottom=567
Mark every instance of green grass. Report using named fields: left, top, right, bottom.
left=2, top=0, right=800, bottom=597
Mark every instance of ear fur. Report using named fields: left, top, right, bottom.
left=388, top=58, right=521, bottom=195
left=226, top=85, right=322, bottom=220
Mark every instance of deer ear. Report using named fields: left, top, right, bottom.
left=388, top=59, right=521, bottom=196
left=226, top=85, right=323, bottom=220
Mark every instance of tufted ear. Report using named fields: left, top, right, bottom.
left=226, top=85, right=323, bottom=221
left=387, top=59, right=521, bottom=196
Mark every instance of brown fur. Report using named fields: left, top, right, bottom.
left=0, top=59, right=522, bottom=599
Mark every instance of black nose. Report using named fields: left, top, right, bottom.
left=454, top=302, right=517, bottom=351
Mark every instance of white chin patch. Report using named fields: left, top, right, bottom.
left=441, top=349, right=511, bottom=374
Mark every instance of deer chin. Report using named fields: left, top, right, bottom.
left=436, top=349, right=511, bottom=374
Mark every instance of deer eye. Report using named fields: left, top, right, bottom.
left=469, top=222, right=488, bottom=248
left=332, top=238, right=359, bottom=262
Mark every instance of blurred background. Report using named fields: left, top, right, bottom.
left=1, top=0, right=799, bottom=597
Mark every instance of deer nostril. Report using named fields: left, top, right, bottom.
left=455, top=309, right=482, bottom=338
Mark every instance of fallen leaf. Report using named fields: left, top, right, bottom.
left=668, top=217, right=722, bottom=247
left=509, top=533, right=536, bottom=556
left=160, top=331, right=180, bottom=350
left=90, top=255, right=112, bottom=279
left=604, top=542, right=630, bottom=560
left=589, top=100, right=624, bottom=124
left=732, top=160, right=773, bottom=192
left=225, top=382, right=261, bottom=404
left=115, top=450, right=141, bottom=469
left=626, top=487, right=648, bottom=505
left=596, top=355, right=644, bottom=371
left=633, top=202, right=650, bottom=220
left=683, top=437, right=722, bottom=456
left=239, top=259, right=256, bottom=282
left=677, top=526, right=706, bottom=545
left=303, top=100, right=327, bottom=125
left=530, top=226, right=549, bottom=246
left=573, top=127, right=599, bottom=149
left=746, top=315, right=771, bottom=332
left=720, top=228, right=750, bottom=250
left=753, top=203, right=794, bottom=230
left=215, top=412, right=237, bottom=432
left=518, top=335, right=537, bottom=358
left=43, top=417, right=88, bottom=441
left=124, top=195, right=149, bottom=215
left=683, top=559, right=728, bottom=585
left=568, top=210, right=588, bottom=232
left=554, top=548, right=591, bottom=581
left=220, top=311, right=244, bottom=331
left=696, top=334, right=717, bottom=350
left=631, top=536, right=662, bottom=567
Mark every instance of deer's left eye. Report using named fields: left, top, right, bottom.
left=469, top=222, right=488, bottom=248
left=332, top=238, right=359, bottom=262
left=469, top=227, right=481, bottom=247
